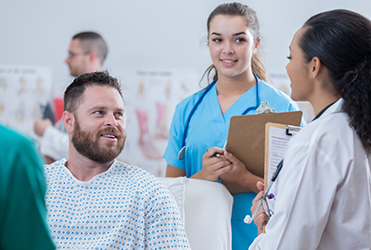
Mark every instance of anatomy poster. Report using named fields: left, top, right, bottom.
left=0, top=65, right=53, bottom=137
left=112, top=68, right=200, bottom=177
left=269, top=72, right=314, bottom=122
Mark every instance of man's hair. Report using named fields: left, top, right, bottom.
left=64, top=71, right=122, bottom=114
left=73, top=32, right=108, bottom=65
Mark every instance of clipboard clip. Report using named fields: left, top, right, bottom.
left=286, top=125, right=301, bottom=136
left=256, top=100, right=276, bottom=114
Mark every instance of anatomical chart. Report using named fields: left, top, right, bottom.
left=112, top=68, right=200, bottom=177
left=0, top=66, right=53, bottom=137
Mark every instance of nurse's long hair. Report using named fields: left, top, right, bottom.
left=201, top=2, right=268, bottom=84
left=300, top=9, right=371, bottom=152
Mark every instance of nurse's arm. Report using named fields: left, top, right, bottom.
left=166, top=164, right=186, bottom=177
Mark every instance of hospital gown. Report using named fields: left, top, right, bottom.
left=44, top=159, right=190, bottom=249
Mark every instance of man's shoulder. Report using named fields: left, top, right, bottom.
left=113, top=161, right=158, bottom=181
left=113, top=161, right=169, bottom=193
left=45, top=159, right=66, bottom=170
left=43, top=159, right=66, bottom=183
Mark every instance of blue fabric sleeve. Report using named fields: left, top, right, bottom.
left=163, top=103, right=186, bottom=169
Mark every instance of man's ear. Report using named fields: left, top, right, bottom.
left=88, top=51, right=98, bottom=64
left=63, top=110, right=75, bottom=134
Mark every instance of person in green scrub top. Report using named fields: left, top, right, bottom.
left=0, top=124, right=55, bottom=250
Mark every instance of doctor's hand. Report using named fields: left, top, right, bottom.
left=192, top=147, right=233, bottom=182
left=219, top=151, right=263, bottom=193
left=34, top=117, right=52, bottom=136
left=251, top=181, right=267, bottom=235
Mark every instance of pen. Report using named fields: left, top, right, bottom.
left=271, top=159, right=283, bottom=182
left=206, top=149, right=221, bottom=158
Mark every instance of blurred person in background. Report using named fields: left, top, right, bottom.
left=34, top=31, right=107, bottom=164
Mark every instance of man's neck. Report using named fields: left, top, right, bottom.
left=66, top=151, right=114, bottom=181
left=86, top=64, right=103, bottom=74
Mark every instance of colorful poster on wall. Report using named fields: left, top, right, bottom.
left=112, top=68, right=200, bottom=177
left=0, top=65, right=53, bottom=137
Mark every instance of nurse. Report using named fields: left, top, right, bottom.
left=163, top=2, right=305, bottom=249
left=250, top=9, right=371, bottom=249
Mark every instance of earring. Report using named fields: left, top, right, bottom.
left=311, top=74, right=313, bottom=78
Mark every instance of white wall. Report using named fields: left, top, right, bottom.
left=1, top=0, right=371, bottom=94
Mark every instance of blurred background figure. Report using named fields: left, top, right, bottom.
left=34, top=31, right=108, bottom=164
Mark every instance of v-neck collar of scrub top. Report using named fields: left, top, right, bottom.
left=207, top=80, right=259, bottom=124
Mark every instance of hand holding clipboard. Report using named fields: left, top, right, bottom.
left=220, top=111, right=303, bottom=193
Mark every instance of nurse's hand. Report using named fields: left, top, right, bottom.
left=219, top=151, right=263, bottom=193
left=251, top=181, right=267, bottom=235
left=192, top=147, right=233, bottom=182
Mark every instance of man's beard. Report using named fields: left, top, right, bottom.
left=72, top=119, right=126, bottom=163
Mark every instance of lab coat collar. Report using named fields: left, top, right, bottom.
left=316, top=98, right=344, bottom=120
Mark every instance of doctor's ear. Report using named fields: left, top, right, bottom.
left=63, top=111, right=75, bottom=134
left=309, top=57, right=322, bottom=79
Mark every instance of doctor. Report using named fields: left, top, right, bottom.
left=163, top=2, right=305, bottom=249
left=250, top=9, right=371, bottom=249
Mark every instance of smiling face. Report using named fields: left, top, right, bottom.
left=208, top=15, right=259, bottom=80
left=286, top=28, right=314, bottom=102
left=71, top=86, right=126, bottom=163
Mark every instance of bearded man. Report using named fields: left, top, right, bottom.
left=44, top=71, right=190, bottom=249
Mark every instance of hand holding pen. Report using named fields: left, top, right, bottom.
left=192, top=147, right=233, bottom=182
left=212, top=152, right=221, bottom=158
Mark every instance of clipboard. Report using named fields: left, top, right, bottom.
left=264, top=122, right=301, bottom=189
left=221, top=111, right=302, bottom=193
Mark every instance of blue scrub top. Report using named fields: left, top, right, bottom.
left=163, top=79, right=306, bottom=249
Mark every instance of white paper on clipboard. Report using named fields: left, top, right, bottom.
left=264, top=122, right=301, bottom=188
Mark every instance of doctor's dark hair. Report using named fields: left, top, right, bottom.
left=72, top=31, right=108, bottom=65
left=64, top=71, right=123, bottom=115
left=300, top=9, right=371, bottom=152
left=201, top=2, right=267, bottom=83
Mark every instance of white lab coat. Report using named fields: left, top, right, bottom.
left=249, top=99, right=371, bottom=250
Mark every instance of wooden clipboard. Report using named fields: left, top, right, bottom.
left=264, top=122, right=301, bottom=189
left=221, top=111, right=302, bottom=193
